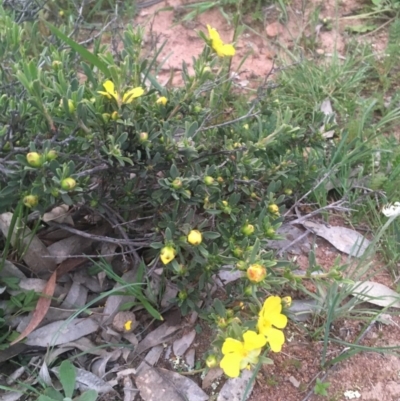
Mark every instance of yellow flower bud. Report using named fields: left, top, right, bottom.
left=46, top=150, right=57, bottom=161
left=26, top=152, right=43, bottom=167
left=68, top=99, right=75, bottom=113
left=266, top=227, right=275, bottom=238
left=241, top=224, right=254, bottom=236
left=246, top=264, right=267, bottom=283
left=187, top=230, right=202, bottom=246
left=102, top=113, right=110, bottom=123
left=236, top=261, right=247, bottom=270
left=52, top=60, right=62, bottom=69
left=160, top=246, right=176, bottom=265
left=23, top=195, right=38, bottom=208
left=171, top=178, right=183, bottom=190
left=282, top=296, right=292, bottom=307
left=204, top=176, right=214, bottom=186
left=139, top=132, right=149, bottom=142
left=60, top=177, right=76, bottom=191
left=205, top=355, right=218, bottom=368
left=156, top=96, right=168, bottom=106
left=268, top=204, right=280, bottom=215
left=111, top=111, right=119, bottom=120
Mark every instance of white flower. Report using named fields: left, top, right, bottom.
left=344, top=390, right=361, bottom=399
left=382, top=202, right=400, bottom=218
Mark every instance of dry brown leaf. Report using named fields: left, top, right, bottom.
left=0, top=212, right=56, bottom=274
left=11, top=270, right=57, bottom=345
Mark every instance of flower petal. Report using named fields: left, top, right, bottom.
left=271, top=313, right=287, bottom=329
left=207, top=25, right=221, bottom=42
left=123, top=87, right=144, bottom=103
left=102, top=80, right=118, bottom=101
left=257, top=316, right=272, bottom=337
left=243, top=330, right=267, bottom=351
left=220, top=353, right=242, bottom=378
left=221, top=338, right=243, bottom=355
left=264, top=327, right=285, bottom=353
left=261, top=296, right=282, bottom=316
left=97, top=90, right=112, bottom=99
left=220, top=44, right=235, bottom=56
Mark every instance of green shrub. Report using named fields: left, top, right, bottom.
left=0, top=5, right=324, bottom=320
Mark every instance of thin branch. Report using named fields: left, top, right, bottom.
left=47, top=222, right=150, bottom=247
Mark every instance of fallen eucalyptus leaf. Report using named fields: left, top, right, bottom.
left=350, top=281, right=400, bottom=309
left=135, top=323, right=181, bottom=356
left=0, top=260, right=26, bottom=280
left=267, top=223, right=310, bottom=255
left=185, top=349, right=195, bottom=368
left=52, top=365, right=114, bottom=394
left=136, top=345, right=164, bottom=374
left=42, top=205, right=73, bottom=224
left=173, top=330, right=196, bottom=357
left=288, top=299, right=319, bottom=322
left=302, top=221, right=370, bottom=257
left=102, top=270, right=137, bottom=325
left=60, top=282, right=88, bottom=309
left=47, top=235, right=94, bottom=264
left=26, top=318, right=99, bottom=346
left=11, top=270, right=57, bottom=345
left=202, top=367, right=223, bottom=390
left=136, top=367, right=208, bottom=401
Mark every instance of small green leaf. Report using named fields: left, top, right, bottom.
left=185, top=121, right=198, bottom=138
left=201, top=231, right=221, bottom=240
left=37, top=396, right=58, bottom=401
left=43, top=388, right=63, bottom=401
left=59, top=360, right=76, bottom=398
left=165, top=227, right=172, bottom=242
left=169, top=164, right=179, bottom=179
left=74, top=390, right=98, bottom=401
left=249, top=238, right=260, bottom=263
left=213, top=299, right=226, bottom=318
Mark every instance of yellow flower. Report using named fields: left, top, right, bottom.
left=188, top=230, right=202, bottom=246
left=124, top=320, right=132, bottom=331
left=122, top=87, right=145, bottom=104
left=220, top=331, right=267, bottom=378
left=156, top=96, right=168, bottom=106
left=246, top=264, right=266, bottom=283
left=98, top=80, right=118, bottom=101
left=98, top=80, right=144, bottom=105
left=160, top=246, right=176, bottom=265
left=257, top=296, right=288, bottom=352
left=207, top=25, right=236, bottom=57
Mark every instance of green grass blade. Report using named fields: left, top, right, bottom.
left=44, top=22, right=109, bottom=76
